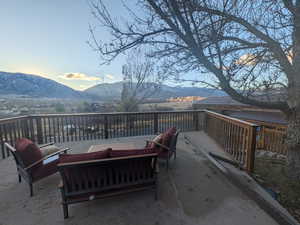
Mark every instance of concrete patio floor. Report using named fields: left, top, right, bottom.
left=0, top=132, right=279, bottom=225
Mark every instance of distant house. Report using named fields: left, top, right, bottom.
left=167, top=96, right=206, bottom=103
left=193, top=96, right=286, bottom=127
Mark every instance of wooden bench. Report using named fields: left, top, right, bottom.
left=57, top=153, right=158, bottom=219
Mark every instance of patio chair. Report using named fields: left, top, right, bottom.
left=146, top=128, right=180, bottom=170
left=5, top=138, right=70, bottom=196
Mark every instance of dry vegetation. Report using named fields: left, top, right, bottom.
left=254, top=157, right=300, bottom=222
left=139, top=102, right=193, bottom=111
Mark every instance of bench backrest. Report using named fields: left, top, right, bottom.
left=58, top=153, right=158, bottom=197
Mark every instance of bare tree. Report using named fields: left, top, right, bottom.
left=118, top=51, right=163, bottom=112
left=88, top=0, right=300, bottom=178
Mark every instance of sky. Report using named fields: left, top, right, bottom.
left=0, top=0, right=130, bottom=90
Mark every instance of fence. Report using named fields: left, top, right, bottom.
left=204, top=111, right=258, bottom=172
left=0, top=110, right=258, bottom=172
left=0, top=111, right=204, bottom=156
left=256, top=126, right=287, bottom=155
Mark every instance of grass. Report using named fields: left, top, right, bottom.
left=254, top=157, right=300, bottom=222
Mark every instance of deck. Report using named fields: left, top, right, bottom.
left=0, top=132, right=278, bottom=225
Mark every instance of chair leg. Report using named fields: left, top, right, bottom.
left=63, top=203, right=69, bottom=219
left=29, top=183, right=33, bottom=197
left=166, top=158, right=169, bottom=171
left=18, top=174, right=21, bottom=183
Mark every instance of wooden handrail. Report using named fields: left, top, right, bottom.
left=204, top=110, right=259, bottom=173
left=29, top=110, right=205, bottom=118
left=204, top=110, right=258, bottom=127
left=0, top=115, right=30, bottom=124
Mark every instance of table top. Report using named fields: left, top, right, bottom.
left=88, top=142, right=141, bottom=153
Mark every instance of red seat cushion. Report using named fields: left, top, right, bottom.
left=59, top=149, right=111, bottom=164
left=110, top=148, right=156, bottom=158
left=31, top=158, right=59, bottom=182
left=15, top=138, right=42, bottom=168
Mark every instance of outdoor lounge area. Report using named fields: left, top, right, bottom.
left=0, top=132, right=280, bottom=225
left=0, top=110, right=294, bottom=225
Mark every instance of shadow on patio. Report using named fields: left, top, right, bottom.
left=0, top=132, right=278, bottom=225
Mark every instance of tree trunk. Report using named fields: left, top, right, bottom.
left=285, top=109, right=300, bottom=179
left=284, top=4, right=300, bottom=179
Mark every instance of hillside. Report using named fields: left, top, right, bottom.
left=84, top=82, right=226, bottom=100
left=0, top=71, right=89, bottom=99
left=0, top=71, right=226, bottom=100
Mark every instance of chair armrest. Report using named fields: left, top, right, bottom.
left=146, top=140, right=170, bottom=151
left=39, top=142, right=55, bottom=148
left=24, top=148, right=70, bottom=171
left=4, top=142, right=15, bottom=152
left=45, top=148, right=70, bottom=159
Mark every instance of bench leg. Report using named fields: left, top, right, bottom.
left=63, top=203, right=69, bottom=219
left=18, top=174, right=21, bottom=183
left=166, top=158, right=169, bottom=171
left=154, top=185, right=158, bottom=200
left=29, top=183, right=33, bottom=197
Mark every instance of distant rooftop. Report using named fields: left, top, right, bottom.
left=227, top=110, right=286, bottom=125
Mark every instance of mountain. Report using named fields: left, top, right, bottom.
left=84, top=82, right=226, bottom=100
left=0, top=71, right=88, bottom=99
left=0, top=71, right=226, bottom=100
left=84, top=82, right=124, bottom=100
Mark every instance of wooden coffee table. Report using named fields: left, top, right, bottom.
left=88, top=142, right=141, bottom=153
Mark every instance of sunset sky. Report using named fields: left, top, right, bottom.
left=0, top=0, right=131, bottom=90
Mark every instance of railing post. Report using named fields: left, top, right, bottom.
left=104, top=115, right=108, bottom=139
left=203, top=111, right=208, bottom=132
left=246, top=125, right=258, bottom=173
left=0, top=124, right=5, bottom=159
left=193, top=111, right=199, bottom=131
left=36, top=117, right=44, bottom=144
left=153, top=113, right=158, bottom=134
left=22, top=117, right=30, bottom=139
left=261, top=126, right=265, bottom=149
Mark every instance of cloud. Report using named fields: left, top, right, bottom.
left=105, top=74, right=114, bottom=80
left=77, top=84, right=94, bottom=91
left=60, top=73, right=101, bottom=81
left=235, top=54, right=257, bottom=66
left=287, top=50, right=293, bottom=63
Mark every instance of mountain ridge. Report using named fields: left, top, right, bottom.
left=0, top=71, right=89, bottom=99
left=84, top=82, right=226, bottom=100
left=0, top=71, right=226, bottom=100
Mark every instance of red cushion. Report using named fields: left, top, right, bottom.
left=15, top=138, right=42, bottom=168
left=32, top=158, right=59, bottom=182
left=110, top=148, right=155, bottom=158
left=161, top=127, right=177, bottom=148
left=59, top=149, right=111, bottom=164
left=149, top=134, right=163, bottom=149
